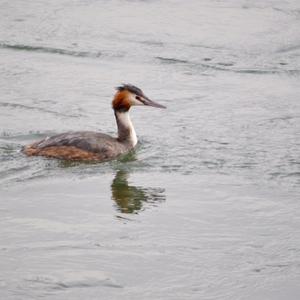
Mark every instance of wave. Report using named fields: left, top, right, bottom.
left=0, top=102, right=82, bottom=118
left=155, top=56, right=189, bottom=64
left=276, top=44, right=300, bottom=53
left=0, top=42, right=102, bottom=58
left=155, top=56, right=300, bottom=75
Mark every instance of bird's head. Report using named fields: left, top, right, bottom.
left=112, top=84, right=166, bottom=112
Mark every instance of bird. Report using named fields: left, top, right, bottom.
left=22, top=84, right=166, bottom=161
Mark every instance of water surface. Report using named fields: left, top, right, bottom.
left=0, top=0, right=300, bottom=299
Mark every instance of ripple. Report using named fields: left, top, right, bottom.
left=155, top=56, right=300, bottom=75
left=217, top=62, right=235, bottom=67
left=24, top=271, right=123, bottom=290
left=0, top=132, right=49, bottom=142
left=267, top=115, right=300, bottom=123
left=203, top=139, right=230, bottom=146
left=276, top=44, right=300, bottom=53
left=139, top=40, right=164, bottom=47
left=0, top=42, right=102, bottom=58
left=155, top=56, right=189, bottom=64
left=0, top=102, right=82, bottom=118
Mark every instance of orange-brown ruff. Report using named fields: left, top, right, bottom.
left=23, top=84, right=166, bottom=161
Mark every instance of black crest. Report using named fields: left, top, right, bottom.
left=116, top=84, right=144, bottom=97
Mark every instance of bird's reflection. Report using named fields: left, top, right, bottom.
left=111, top=170, right=166, bottom=214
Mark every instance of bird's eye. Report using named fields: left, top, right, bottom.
left=135, top=96, right=141, bottom=101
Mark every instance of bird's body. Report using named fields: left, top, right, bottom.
left=23, top=84, right=165, bottom=161
left=23, top=131, right=129, bottom=161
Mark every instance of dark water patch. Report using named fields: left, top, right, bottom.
left=189, top=43, right=227, bottom=50
left=0, top=42, right=102, bottom=58
left=288, top=159, right=300, bottom=166
left=155, top=56, right=225, bottom=71
left=161, top=164, right=183, bottom=172
left=217, top=62, right=235, bottom=67
left=197, top=62, right=227, bottom=72
left=267, top=115, right=300, bottom=123
left=257, top=115, right=300, bottom=128
left=265, top=263, right=291, bottom=269
left=284, top=172, right=300, bottom=178
left=0, top=102, right=82, bottom=118
left=156, top=56, right=300, bottom=75
left=115, top=215, right=135, bottom=222
left=13, top=18, right=25, bottom=22
left=203, top=139, right=230, bottom=146
left=272, top=7, right=300, bottom=16
left=269, top=171, right=300, bottom=182
left=24, top=273, right=123, bottom=290
left=155, top=56, right=189, bottom=64
left=234, top=68, right=300, bottom=75
left=232, top=162, right=257, bottom=170
left=210, top=64, right=300, bottom=75
left=276, top=44, right=300, bottom=53
left=9, top=242, right=93, bottom=252
left=139, top=40, right=164, bottom=47
left=201, top=160, right=226, bottom=169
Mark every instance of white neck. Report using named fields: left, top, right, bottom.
left=115, top=111, right=138, bottom=147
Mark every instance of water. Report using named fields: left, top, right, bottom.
left=1, top=0, right=300, bottom=299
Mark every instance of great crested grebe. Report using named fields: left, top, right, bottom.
left=23, top=84, right=166, bottom=161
